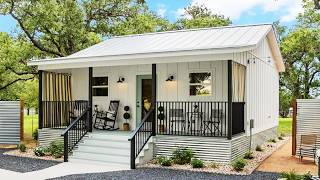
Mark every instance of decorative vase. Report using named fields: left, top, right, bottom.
left=123, top=123, right=130, bottom=131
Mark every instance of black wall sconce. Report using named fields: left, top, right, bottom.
left=117, top=77, right=125, bottom=83
left=166, top=75, right=174, bottom=81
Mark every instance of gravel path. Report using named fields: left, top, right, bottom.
left=51, top=168, right=280, bottom=180
left=0, top=148, right=60, bottom=173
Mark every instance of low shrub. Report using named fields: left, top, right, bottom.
left=280, top=133, right=285, bottom=137
left=159, top=157, right=172, bottom=166
left=280, top=171, right=303, bottom=180
left=232, top=158, right=246, bottom=171
left=171, top=147, right=194, bottom=165
left=34, top=146, right=46, bottom=157
left=255, top=145, right=263, bottom=151
left=17, top=143, right=26, bottom=152
left=243, top=151, right=254, bottom=159
left=191, top=158, right=204, bottom=168
left=155, top=156, right=166, bottom=164
left=268, top=138, right=277, bottom=143
left=278, top=136, right=284, bottom=140
left=209, top=161, right=219, bottom=168
left=303, top=172, right=313, bottom=180
left=32, top=129, right=38, bottom=140
left=48, top=140, right=64, bottom=158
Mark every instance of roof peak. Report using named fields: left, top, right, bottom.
left=108, top=23, right=273, bottom=39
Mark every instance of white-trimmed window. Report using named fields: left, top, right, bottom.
left=92, top=77, right=108, bottom=96
left=189, top=72, right=212, bottom=96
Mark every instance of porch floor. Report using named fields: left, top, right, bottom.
left=90, top=129, right=132, bottom=137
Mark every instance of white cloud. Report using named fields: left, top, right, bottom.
left=156, top=4, right=167, bottom=18
left=179, top=0, right=304, bottom=22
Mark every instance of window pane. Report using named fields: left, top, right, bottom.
left=93, top=77, right=108, bottom=86
left=190, top=85, right=211, bottom=96
left=93, top=87, right=108, bottom=96
left=189, top=73, right=211, bottom=84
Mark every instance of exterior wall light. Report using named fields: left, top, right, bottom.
left=166, top=75, right=174, bottom=81
left=117, top=77, right=125, bottom=83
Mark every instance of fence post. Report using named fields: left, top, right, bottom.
left=130, top=138, right=136, bottom=169
left=63, top=133, right=68, bottom=162
left=292, top=99, right=297, bottom=156
left=20, top=100, right=24, bottom=141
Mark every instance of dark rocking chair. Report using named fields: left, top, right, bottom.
left=94, top=100, right=120, bottom=130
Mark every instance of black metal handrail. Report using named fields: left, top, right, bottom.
left=128, top=107, right=155, bottom=169
left=42, top=100, right=88, bottom=129
left=61, top=108, right=90, bottom=162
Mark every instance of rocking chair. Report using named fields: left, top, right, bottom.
left=94, top=100, right=120, bottom=130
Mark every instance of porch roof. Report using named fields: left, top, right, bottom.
left=28, top=24, right=284, bottom=72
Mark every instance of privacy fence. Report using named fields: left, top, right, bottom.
left=292, top=99, right=320, bottom=156
left=0, top=101, right=23, bottom=144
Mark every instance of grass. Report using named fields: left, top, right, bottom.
left=278, top=118, right=292, bottom=136
left=24, top=114, right=38, bottom=142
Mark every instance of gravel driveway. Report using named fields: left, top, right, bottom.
left=51, top=168, right=280, bottom=180
left=0, top=148, right=60, bottom=173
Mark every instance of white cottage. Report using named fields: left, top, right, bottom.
left=29, top=24, right=284, bottom=169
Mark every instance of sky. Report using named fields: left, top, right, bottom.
left=0, top=0, right=304, bottom=33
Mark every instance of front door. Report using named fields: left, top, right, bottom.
left=136, top=75, right=152, bottom=126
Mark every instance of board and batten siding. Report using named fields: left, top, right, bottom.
left=70, top=60, right=235, bottom=130
left=0, top=101, right=21, bottom=144
left=295, top=99, right=320, bottom=154
left=245, top=37, right=279, bottom=135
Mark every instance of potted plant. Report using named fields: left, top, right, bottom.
left=158, top=106, right=165, bottom=132
left=123, top=106, right=130, bottom=131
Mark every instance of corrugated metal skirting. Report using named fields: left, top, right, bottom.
left=296, top=99, right=320, bottom=155
left=0, top=101, right=21, bottom=144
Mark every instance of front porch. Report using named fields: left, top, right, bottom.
left=37, top=60, right=246, bottom=168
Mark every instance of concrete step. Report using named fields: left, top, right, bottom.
left=75, top=145, right=130, bottom=156
left=72, top=151, right=130, bottom=164
left=80, top=139, right=130, bottom=148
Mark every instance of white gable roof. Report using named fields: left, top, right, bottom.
left=29, top=24, right=284, bottom=71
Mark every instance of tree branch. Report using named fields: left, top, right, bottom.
left=0, top=77, right=35, bottom=91
left=5, top=66, right=37, bottom=76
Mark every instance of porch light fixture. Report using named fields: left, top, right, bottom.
left=166, top=75, right=174, bottom=81
left=117, top=77, right=125, bottom=83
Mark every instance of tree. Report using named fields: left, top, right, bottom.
left=280, top=0, right=320, bottom=102
left=174, top=4, right=231, bottom=30
left=0, top=0, right=168, bottom=91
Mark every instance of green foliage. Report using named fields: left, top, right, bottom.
left=278, top=136, right=284, bottom=140
left=243, top=151, right=254, bottom=159
left=280, top=171, right=306, bottom=180
left=209, top=161, right=219, bottom=168
left=268, top=138, right=277, bottom=143
left=48, top=140, right=64, bottom=159
left=278, top=118, right=292, bottom=136
left=34, top=146, right=46, bottom=157
left=32, top=129, right=38, bottom=140
left=231, top=158, right=246, bottom=171
left=191, top=158, right=205, bottom=168
left=174, top=5, right=231, bottom=30
left=17, top=143, right=26, bottom=152
left=279, top=89, right=292, bottom=118
left=156, top=156, right=172, bottom=166
left=255, top=145, right=263, bottom=152
left=171, top=147, right=194, bottom=165
left=303, top=172, right=313, bottom=180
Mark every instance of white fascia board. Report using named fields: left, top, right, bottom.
left=29, top=45, right=255, bottom=70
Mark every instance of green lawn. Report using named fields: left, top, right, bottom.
left=278, top=117, right=292, bottom=136
left=24, top=114, right=38, bottom=141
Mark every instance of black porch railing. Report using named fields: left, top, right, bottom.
left=42, top=100, right=88, bottom=129
left=128, top=108, right=155, bottom=169
left=61, top=108, right=90, bottom=162
left=156, top=101, right=245, bottom=137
